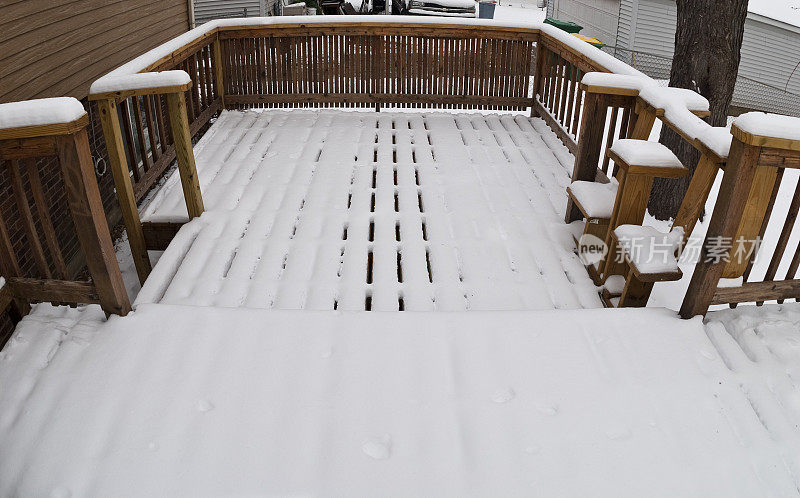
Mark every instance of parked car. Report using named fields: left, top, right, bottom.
left=407, top=0, right=475, bottom=17
left=371, top=0, right=408, bottom=14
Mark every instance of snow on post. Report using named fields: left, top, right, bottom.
left=733, top=112, right=800, bottom=143
left=89, top=71, right=192, bottom=96
left=0, top=97, right=86, bottom=130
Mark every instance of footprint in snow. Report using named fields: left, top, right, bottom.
left=492, top=388, right=516, bottom=404
left=362, top=435, right=392, bottom=460
left=197, top=399, right=215, bottom=413
left=524, top=444, right=541, bottom=455
left=535, top=403, right=559, bottom=416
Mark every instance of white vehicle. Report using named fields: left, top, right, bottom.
left=407, top=0, right=476, bottom=17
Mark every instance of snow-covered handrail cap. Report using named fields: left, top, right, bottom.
left=696, top=127, right=733, bottom=160
left=639, top=87, right=710, bottom=115
left=580, top=72, right=656, bottom=96
left=89, top=70, right=192, bottom=100
left=0, top=97, right=88, bottom=140
left=732, top=112, right=800, bottom=151
left=88, top=15, right=648, bottom=97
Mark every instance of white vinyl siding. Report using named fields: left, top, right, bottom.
left=194, top=0, right=271, bottom=24
left=549, top=0, right=621, bottom=45
left=740, top=18, right=800, bottom=96
left=617, top=0, right=675, bottom=57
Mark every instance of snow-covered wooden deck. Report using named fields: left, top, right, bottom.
left=136, top=110, right=602, bottom=311
left=3, top=303, right=800, bottom=496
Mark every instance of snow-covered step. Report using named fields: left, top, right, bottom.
left=567, top=180, right=617, bottom=220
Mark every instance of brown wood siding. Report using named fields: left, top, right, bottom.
left=0, top=0, right=190, bottom=103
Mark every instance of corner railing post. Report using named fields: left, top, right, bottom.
left=679, top=137, right=760, bottom=318
left=213, top=33, right=226, bottom=109
left=97, top=98, right=152, bottom=285
left=531, top=39, right=546, bottom=117
left=166, top=90, right=205, bottom=219
left=55, top=127, right=132, bottom=316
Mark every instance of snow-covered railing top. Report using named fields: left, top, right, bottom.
left=89, top=16, right=644, bottom=97
left=0, top=97, right=88, bottom=140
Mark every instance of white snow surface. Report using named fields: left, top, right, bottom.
left=580, top=72, right=655, bottom=92
left=88, top=70, right=191, bottom=95
left=734, top=111, right=800, bottom=143
left=639, top=86, right=710, bottom=113
left=610, top=139, right=684, bottom=169
left=2, top=303, right=800, bottom=496
left=0, top=97, right=85, bottom=130
left=138, top=110, right=600, bottom=311
left=568, top=180, right=617, bottom=219
left=615, top=225, right=684, bottom=274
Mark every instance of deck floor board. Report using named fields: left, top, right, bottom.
left=137, top=110, right=599, bottom=311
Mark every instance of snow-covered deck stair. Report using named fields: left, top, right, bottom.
left=137, top=110, right=600, bottom=311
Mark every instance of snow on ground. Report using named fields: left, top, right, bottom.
left=137, top=110, right=598, bottom=311
left=2, top=303, right=800, bottom=496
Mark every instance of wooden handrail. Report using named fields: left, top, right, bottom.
left=0, top=98, right=132, bottom=318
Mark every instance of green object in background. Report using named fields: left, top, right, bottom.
left=544, top=17, right=583, bottom=34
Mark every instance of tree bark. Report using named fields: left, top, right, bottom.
left=648, top=0, right=748, bottom=220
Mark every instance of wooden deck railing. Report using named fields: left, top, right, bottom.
left=681, top=122, right=800, bottom=316
left=91, top=18, right=624, bottom=284
left=84, top=17, right=800, bottom=314
left=0, top=98, right=131, bottom=318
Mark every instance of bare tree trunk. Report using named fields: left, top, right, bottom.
left=647, top=0, right=748, bottom=220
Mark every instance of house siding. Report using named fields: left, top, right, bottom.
left=0, top=0, right=190, bottom=103
left=740, top=17, right=800, bottom=97
left=616, top=0, right=674, bottom=57
left=194, top=0, right=274, bottom=24
left=548, top=0, right=621, bottom=45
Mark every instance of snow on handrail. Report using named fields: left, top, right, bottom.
left=89, top=15, right=646, bottom=96
left=88, top=71, right=192, bottom=99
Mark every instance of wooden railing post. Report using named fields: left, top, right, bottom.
left=97, top=98, right=152, bottom=285
left=166, top=91, right=205, bottom=219
left=680, top=138, right=760, bottom=318
left=213, top=34, right=226, bottom=109
left=531, top=41, right=546, bottom=117
left=55, top=127, right=132, bottom=316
